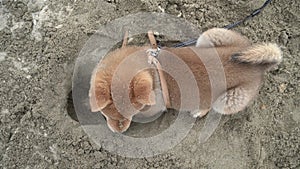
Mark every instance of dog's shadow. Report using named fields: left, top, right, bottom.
left=67, top=91, right=79, bottom=122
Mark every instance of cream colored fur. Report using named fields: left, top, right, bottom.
left=89, top=28, right=282, bottom=132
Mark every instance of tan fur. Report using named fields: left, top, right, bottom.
left=131, top=71, right=156, bottom=106
left=196, top=28, right=250, bottom=47
left=232, top=43, right=282, bottom=64
left=89, top=28, right=282, bottom=132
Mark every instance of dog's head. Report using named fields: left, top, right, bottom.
left=89, top=47, right=156, bottom=132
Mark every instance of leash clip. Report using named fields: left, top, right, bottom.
left=147, top=47, right=160, bottom=57
left=147, top=47, right=161, bottom=64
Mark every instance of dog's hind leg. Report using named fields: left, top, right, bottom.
left=196, top=28, right=250, bottom=48
left=212, top=83, right=260, bottom=115
left=191, top=108, right=211, bottom=118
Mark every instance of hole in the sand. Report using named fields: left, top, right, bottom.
left=110, top=33, right=183, bottom=52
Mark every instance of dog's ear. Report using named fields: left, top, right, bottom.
left=131, top=71, right=156, bottom=106
left=90, top=70, right=112, bottom=112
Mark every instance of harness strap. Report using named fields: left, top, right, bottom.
left=147, top=31, right=158, bottom=49
left=147, top=31, right=171, bottom=108
left=122, top=31, right=129, bottom=48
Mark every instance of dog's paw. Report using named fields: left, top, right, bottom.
left=190, top=109, right=210, bottom=118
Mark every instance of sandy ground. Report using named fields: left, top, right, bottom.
left=0, top=0, right=299, bottom=168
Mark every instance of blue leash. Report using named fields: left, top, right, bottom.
left=172, top=0, right=272, bottom=48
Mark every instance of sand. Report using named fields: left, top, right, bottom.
left=0, top=0, right=299, bottom=168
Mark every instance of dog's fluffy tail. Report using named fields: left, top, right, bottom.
left=232, top=43, right=282, bottom=67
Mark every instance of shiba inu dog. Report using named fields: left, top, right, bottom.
left=89, top=28, right=282, bottom=133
